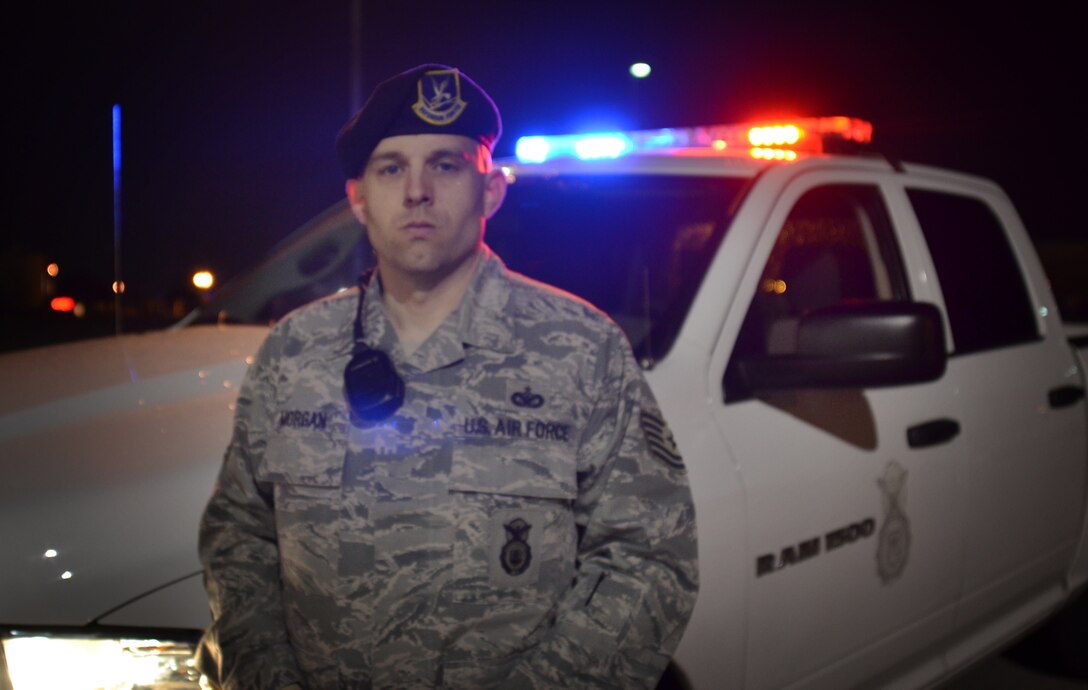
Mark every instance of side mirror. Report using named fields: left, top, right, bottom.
left=733, top=301, right=946, bottom=392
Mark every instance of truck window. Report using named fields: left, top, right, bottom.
left=906, top=189, right=1038, bottom=354
left=725, top=184, right=909, bottom=399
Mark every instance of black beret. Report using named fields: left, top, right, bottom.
left=335, top=63, right=502, bottom=179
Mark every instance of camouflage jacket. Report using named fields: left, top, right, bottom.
left=198, top=247, right=698, bottom=689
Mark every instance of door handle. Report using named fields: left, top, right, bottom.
left=907, top=418, right=960, bottom=449
left=1049, top=385, right=1085, bottom=409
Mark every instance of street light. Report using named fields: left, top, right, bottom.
left=192, top=270, right=215, bottom=290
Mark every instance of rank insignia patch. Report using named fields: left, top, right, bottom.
left=876, top=461, right=911, bottom=584
left=413, top=69, right=467, bottom=126
left=640, top=410, right=684, bottom=468
left=500, top=518, right=532, bottom=576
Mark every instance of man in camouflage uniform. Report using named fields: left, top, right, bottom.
left=198, top=64, right=698, bottom=689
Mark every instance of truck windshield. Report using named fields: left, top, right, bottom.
left=490, top=174, right=745, bottom=364
left=196, top=173, right=747, bottom=365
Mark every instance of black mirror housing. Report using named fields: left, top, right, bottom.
left=735, top=301, right=947, bottom=392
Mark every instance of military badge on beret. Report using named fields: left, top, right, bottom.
left=413, top=69, right=467, bottom=126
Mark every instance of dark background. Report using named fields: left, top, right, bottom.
left=4, top=0, right=1086, bottom=349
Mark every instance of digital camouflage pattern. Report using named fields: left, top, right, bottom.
left=198, top=247, right=699, bottom=689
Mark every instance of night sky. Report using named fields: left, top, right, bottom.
left=7, top=1, right=1087, bottom=325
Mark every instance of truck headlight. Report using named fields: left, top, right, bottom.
left=1, top=631, right=208, bottom=690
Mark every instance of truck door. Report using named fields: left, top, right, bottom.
left=903, top=184, right=1088, bottom=647
left=712, top=173, right=963, bottom=689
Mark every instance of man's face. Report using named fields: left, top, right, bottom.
left=346, top=134, right=505, bottom=286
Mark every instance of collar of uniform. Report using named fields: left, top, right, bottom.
left=360, top=247, right=517, bottom=372
left=359, top=275, right=403, bottom=359
left=454, top=245, right=517, bottom=355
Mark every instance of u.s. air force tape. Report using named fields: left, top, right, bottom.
left=640, top=410, right=684, bottom=468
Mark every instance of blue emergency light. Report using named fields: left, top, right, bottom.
left=516, top=132, right=635, bottom=163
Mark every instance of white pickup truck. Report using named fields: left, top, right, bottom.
left=2, top=117, right=1086, bottom=689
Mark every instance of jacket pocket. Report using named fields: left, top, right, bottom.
left=448, top=440, right=578, bottom=583
left=449, top=438, right=577, bottom=499
left=256, top=431, right=345, bottom=487
left=256, top=432, right=345, bottom=617
left=436, top=441, right=578, bottom=672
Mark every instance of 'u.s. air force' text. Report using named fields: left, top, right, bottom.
left=463, top=416, right=572, bottom=442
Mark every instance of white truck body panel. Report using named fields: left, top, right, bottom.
left=0, top=327, right=265, bottom=628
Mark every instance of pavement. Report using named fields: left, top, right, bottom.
left=946, top=656, right=1086, bottom=689
left=942, top=591, right=1088, bottom=689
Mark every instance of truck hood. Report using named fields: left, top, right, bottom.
left=0, top=325, right=268, bottom=627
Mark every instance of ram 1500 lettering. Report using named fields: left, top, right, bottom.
left=2, top=117, right=1086, bottom=689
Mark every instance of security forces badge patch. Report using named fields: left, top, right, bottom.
left=876, top=461, right=911, bottom=584
left=490, top=508, right=544, bottom=587
left=501, top=518, right=532, bottom=575
left=413, top=68, right=467, bottom=126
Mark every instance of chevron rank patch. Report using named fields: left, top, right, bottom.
left=640, top=410, right=684, bottom=468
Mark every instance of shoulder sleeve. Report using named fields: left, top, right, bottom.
left=508, top=324, right=699, bottom=688
left=197, top=324, right=305, bottom=690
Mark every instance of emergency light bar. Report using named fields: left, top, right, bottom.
left=514, top=116, right=873, bottom=163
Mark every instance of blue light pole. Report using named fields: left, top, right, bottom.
left=112, top=104, right=122, bottom=334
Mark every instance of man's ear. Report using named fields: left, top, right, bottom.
left=482, top=168, right=507, bottom=220
left=345, top=179, right=367, bottom=225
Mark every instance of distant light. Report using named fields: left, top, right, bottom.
left=60, top=571, right=73, bottom=580
left=50, top=297, right=76, bottom=313
left=192, top=270, right=215, bottom=290
left=112, top=281, right=126, bottom=294
left=629, top=62, right=651, bottom=78
left=761, top=279, right=788, bottom=294
left=46, top=263, right=59, bottom=277
left=43, top=549, right=58, bottom=558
